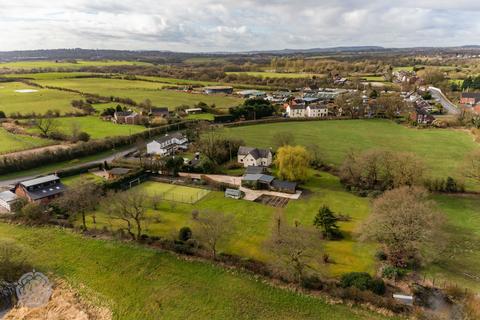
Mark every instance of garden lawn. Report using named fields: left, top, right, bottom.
left=0, top=224, right=391, bottom=320
left=33, top=78, right=243, bottom=110
left=224, top=120, right=480, bottom=189
left=0, top=81, right=81, bottom=115
left=27, top=116, right=147, bottom=139
left=425, top=194, right=480, bottom=292
left=83, top=172, right=376, bottom=277
left=62, top=173, right=104, bottom=186
left=0, top=127, right=55, bottom=154
left=186, top=113, right=215, bottom=121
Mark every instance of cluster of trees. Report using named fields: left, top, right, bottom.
left=460, top=76, right=480, bottom=90
left=32, top=117, right=90, bottom=142
left=229, top=98, right=276, bottom=121
left=194, top=126, right=244, bottom=168
left=339, top=149, right=424, bottom=193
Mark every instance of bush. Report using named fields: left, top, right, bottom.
left=300, top=275, right=324, bottom=290
left=178, top=227, right=192, bottom=242
left=340, top=272, right=386, bottom=295
left=382, top=266, right=407, bottom=280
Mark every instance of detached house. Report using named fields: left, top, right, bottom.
left=14, top=175, right=66, bottom=204
left=237, top=146, right=273, bottom=168
left=147, top=133, right=189, bottom=156
left=114, top=111, right=143, bottom=125
left=286, top=105, right=306, bottom=118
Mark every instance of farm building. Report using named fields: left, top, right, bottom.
left=237, top=90, right=267, bottom=99
left=203, top=86, right=234, bottom=94
left=238, top=146, right=273, bottom=167
left=0, top=191, right=18, bottom=212
left=149, top=107, right=169, bottom=118
left=147, top=133, right=189, bottom=156
left=14, top=175, right=66, bottom=204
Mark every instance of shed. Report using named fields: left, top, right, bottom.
left=271, top=180, right=297, bottom=194
left=225, top=188, right=243, bottom=200
left=0, top=191, right=19, bottom=212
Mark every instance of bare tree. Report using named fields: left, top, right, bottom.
left=361, top=186, right=445, bottom=267
left=54, top=181, right=102, bottom=230
left=265, top=222, right=320, bottom=283
left=34, top=117, right=58, bottom=137
left=193, top=210, right=234, bottom=259
left=105, top=190, right=147, bottom=241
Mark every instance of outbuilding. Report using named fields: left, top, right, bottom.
left=0, top=191, right=18, bottom=212
left=225, top=188, right=243, bottom=200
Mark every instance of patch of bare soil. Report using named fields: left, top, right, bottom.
left=4, top=280, right=111, bottom=320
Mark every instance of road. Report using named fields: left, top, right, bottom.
left=0, top=147, right=137, bottom=188
left=428, top=86, right=460, bottom=115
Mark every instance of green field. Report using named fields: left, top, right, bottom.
left=186, top=113, right=215, bottom=121
left=0, top=60, right=152, bottom=70
left=82, top=172, right=375, bottom=277
left=0, top=127, right=55, bottom=154
left=26, top=116, right=147, bottom=139
left=427, top=194, right=480, bottom=291
left=226, top=71, right=323, bottom=79
left=0, top=81, right=81, bottom=115
left=224, top=120, right=480, bottom=188
left=34, top=78, right=243, bottom=110
left=0, top=224, right=390, bottom=320
left=1, top=72, right=101, bottom=80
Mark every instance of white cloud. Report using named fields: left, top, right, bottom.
left=0, top=0, right=479, bottom=51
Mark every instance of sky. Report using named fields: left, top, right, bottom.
left=1, top=0, right=480, bottom=52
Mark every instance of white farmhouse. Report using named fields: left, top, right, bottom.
left=0, top=191, right=18, bottom=212
left=237, top=146, right=273, bottom=168
left=147, top=133, right=188, bottom=156
left=286, top=105, right=306, bottom=118
left=307, top=104, right=329, bottom=118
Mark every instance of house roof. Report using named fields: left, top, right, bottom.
left=271, top=179, right=297, bottom=192
left=225, top=188, right=242, bottom=196
left=150, top=107, right=169, bottom=114
left=20, top=175, right=60, bottom=188
left=242, top=174, right=275, bottom=184
left=245, top=166, right=265, bottom=174
left=204, top=86, right=233, bottom=90
left=289, top=105, right=306, bottom=110
left=109, top=168, right=131, bottom=175
left=308, top=104, right=327, bottom=110
left=238, top=146, right=271, bottom=159
left=461, top=92, right=480, bottom=99
left=0, top=191, right=18, bottom=203
left=114, top=111, right=133, bottom=117
left=26, top=183, right=67, bottom=201
left=152, top=132, right=186, bottom=144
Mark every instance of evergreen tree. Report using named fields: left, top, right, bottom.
left=313, top=205, right=341, bottom=240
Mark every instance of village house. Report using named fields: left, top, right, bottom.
left=0, top=191, right=18, bottom=212
left=113, top=111, right=143, bottom=125
left=146, top=132, right=189, bottom=156
left=410, top=107, right=435, bottom=125
left=14, top=175, right=66, bottom=204
left=460, top=92, right=480, bottom=106
left=237, top=146, right=273, bottom=168
left=307, top=104, right=329, bottom=118
left=286, top=104, right=306, bottom=118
